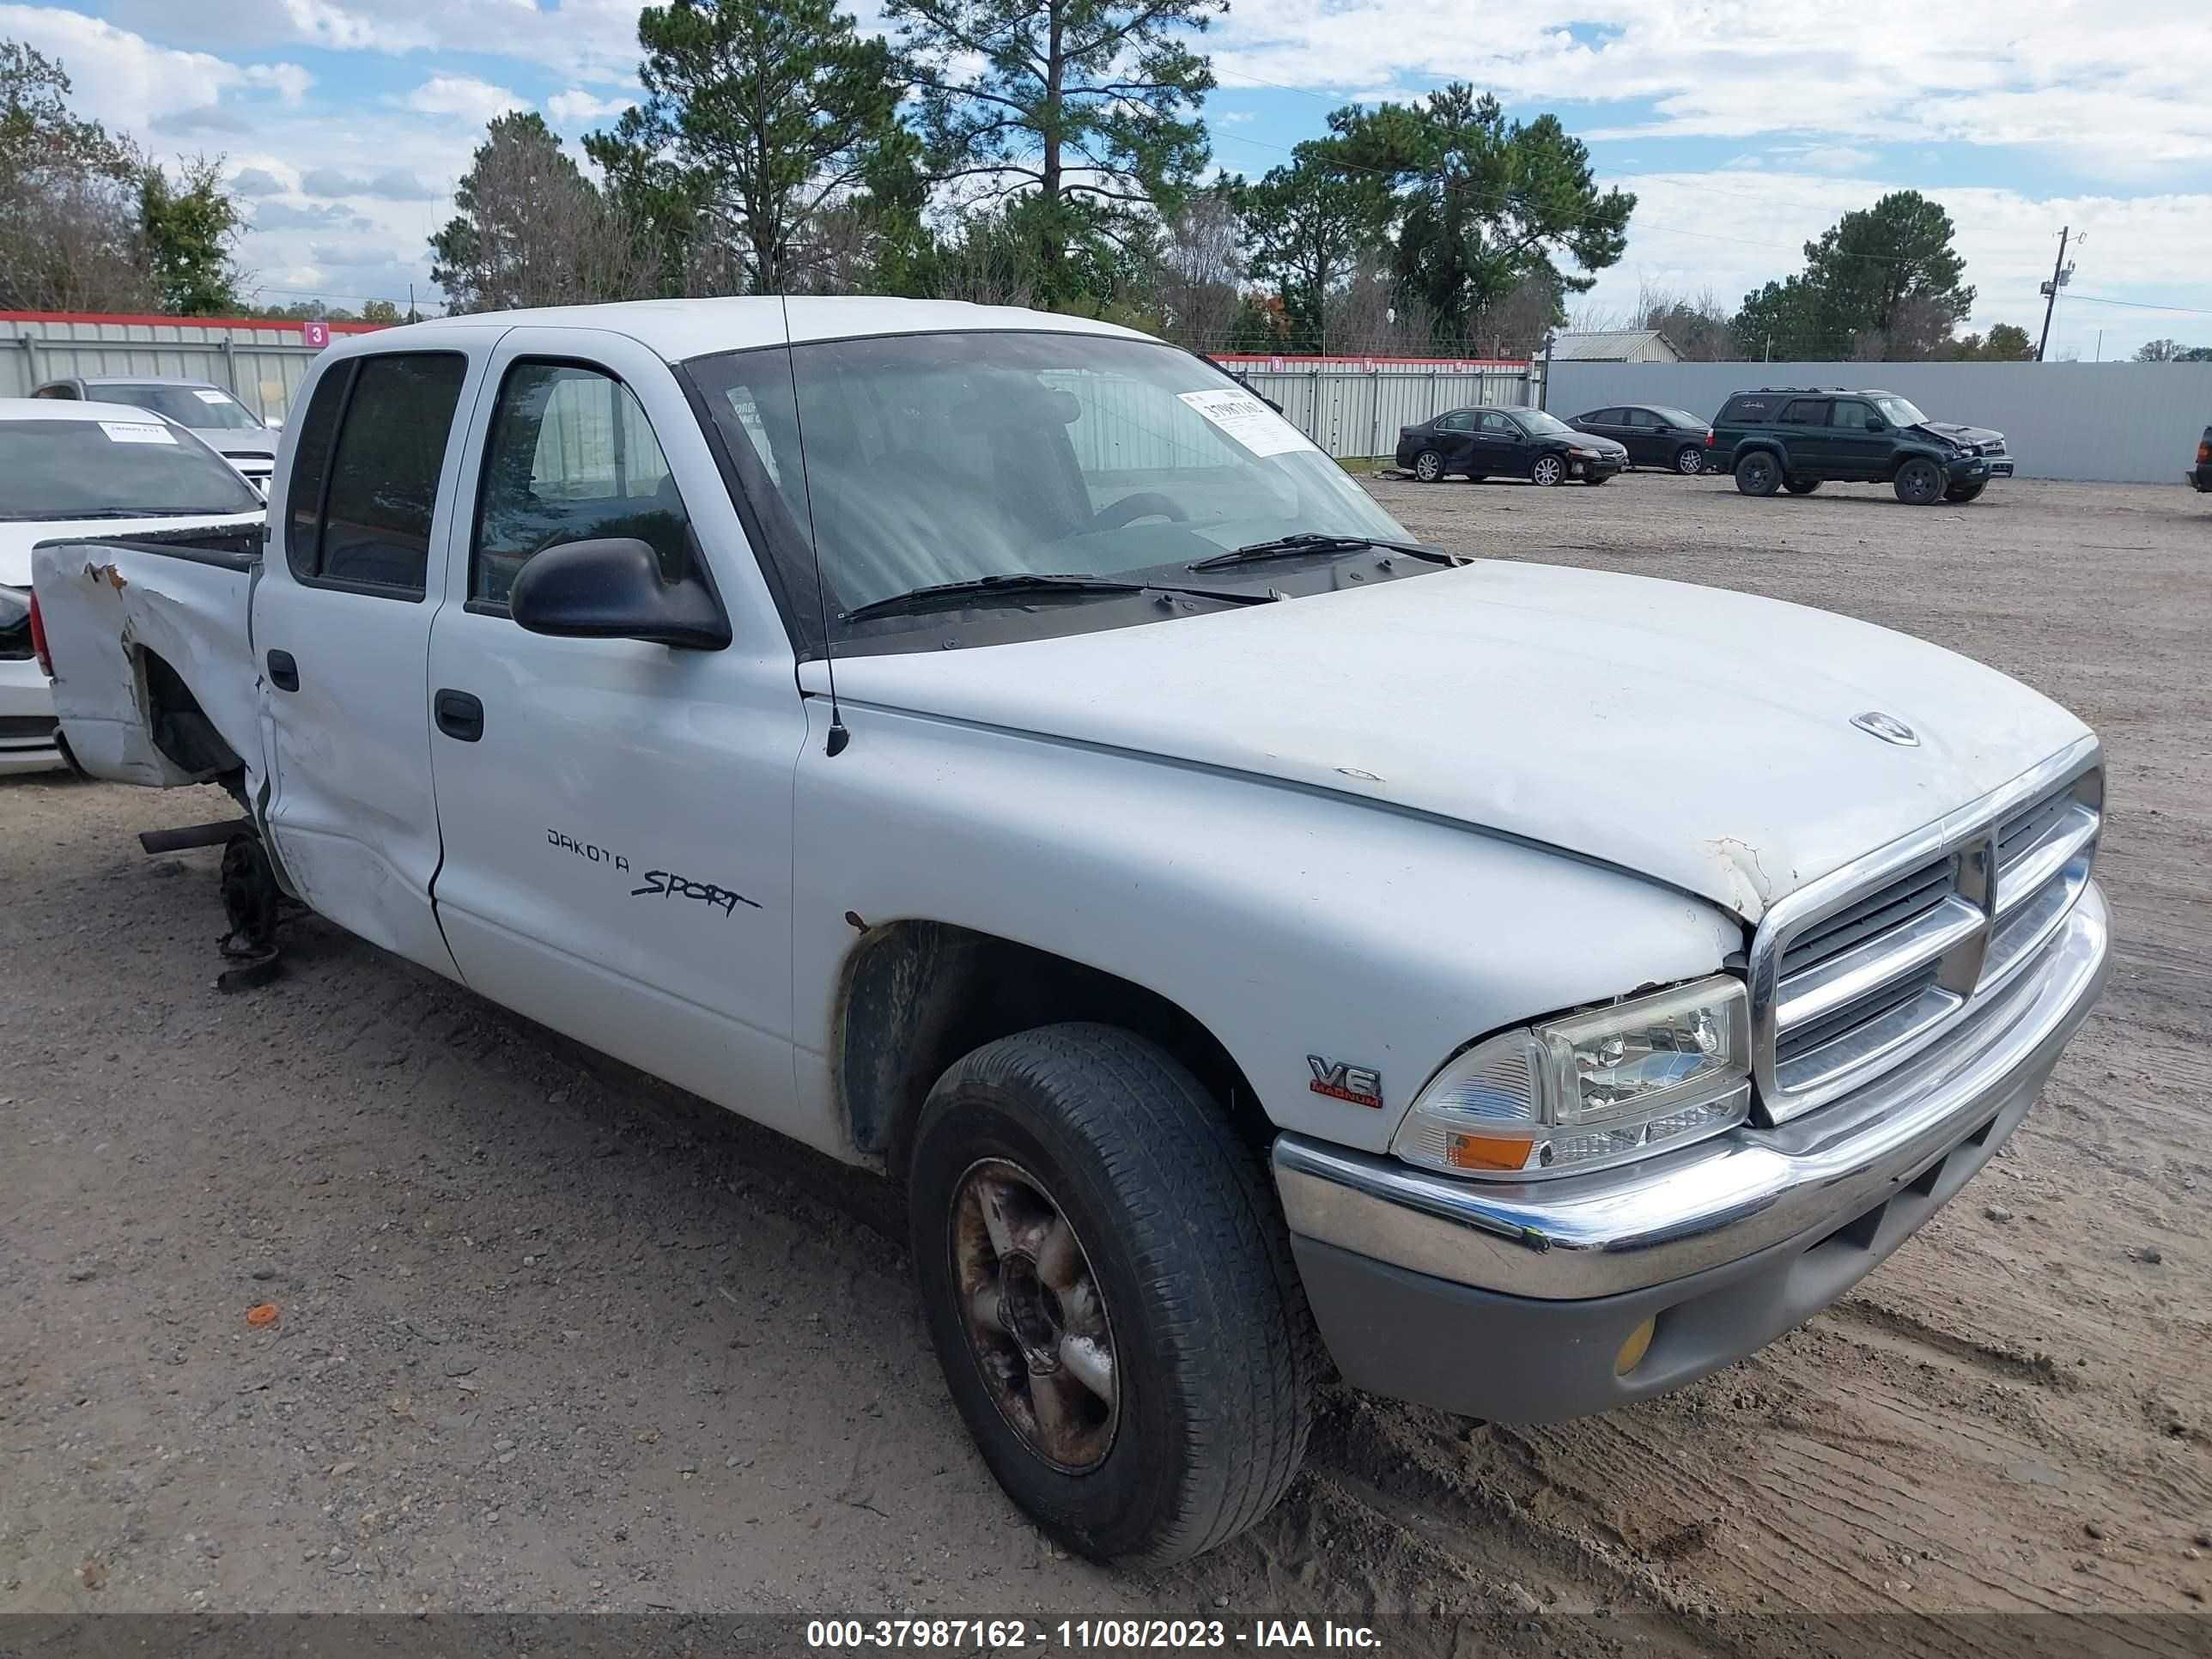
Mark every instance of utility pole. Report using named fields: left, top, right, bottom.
left=2036, top=226, right=2072, bottom=362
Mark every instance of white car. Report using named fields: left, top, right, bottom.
left=30, top=301, right=2109, bottom=1562
left=1, top=398, right=265, bottom=775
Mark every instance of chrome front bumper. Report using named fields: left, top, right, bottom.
left=1274, top=881, right=2110, bottom=1304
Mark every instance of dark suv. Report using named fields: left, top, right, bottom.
left=1712, top=387, right=2013, bottom=505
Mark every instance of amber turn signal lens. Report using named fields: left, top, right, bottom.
left=1614, top=1316, right=1656, bottom=1376
left=1445, top=1131, right=1537, bottom=1172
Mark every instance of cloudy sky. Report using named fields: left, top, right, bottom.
left=9, top=0, right=2212, bottom=357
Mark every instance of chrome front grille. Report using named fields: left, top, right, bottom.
left=1750, top=738, right=2101, bottom=1123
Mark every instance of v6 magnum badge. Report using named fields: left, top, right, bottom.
left=1307, top=1055, right=1383, bottom=1109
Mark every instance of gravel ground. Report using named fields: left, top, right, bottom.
left=3, top=471, right=2208, bottom=1655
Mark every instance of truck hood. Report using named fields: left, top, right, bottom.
left=820, top=561, right=2091, bottom=922
left=1, top=513, right=263, bottom=586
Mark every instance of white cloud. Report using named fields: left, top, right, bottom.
left=1785, top=145, right=1878, bottom=174
left=0, top=4, right=312, bottom=136
left=1583, top=171, right=2212, bottom=362
left=546, top=88, right=631, bottom=129
left=1208, top=1, right=2212, bottom=177
left=405, top=74, right=530, bottom=125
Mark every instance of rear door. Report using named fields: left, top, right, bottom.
left=1775, top=397, right=1832, bottom=475
left=255, top=335, right=497, bottom=975
left=1431, top=410, right=1478, bottom=471
left=1621, top=408, right=1669, bottom=465
left=422, top=328, right=811, bottom=1139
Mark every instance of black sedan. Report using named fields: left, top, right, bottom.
left=1395, top=406, right=1626, bottom=486
left=1565, top=404, right=1715, bottom=474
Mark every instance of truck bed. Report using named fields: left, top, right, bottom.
left=33, top=520, right=267, bottom=794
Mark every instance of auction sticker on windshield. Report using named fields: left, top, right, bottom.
left=1178, top=389, right=1309, bottom=458
left=98, top=422, right=178, bottom=445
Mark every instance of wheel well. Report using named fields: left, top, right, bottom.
left=1734, top=441, right=1783, bottom=465
left=138, top=647, right=246, bottom=800
left=835, top=921, right=1268, bottom=1178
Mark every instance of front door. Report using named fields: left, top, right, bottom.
left=1474, top=410, right=1525, bottom=472
left=1824, top=397, right=1892, bottom=480
left=422, top=329, right=811, bottom=1139
left=256, top=339, right=495, bottom=975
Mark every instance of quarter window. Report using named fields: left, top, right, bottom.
left=295, top=353, right=467, bottom=596
left=473, top=362, right=691, bottom=607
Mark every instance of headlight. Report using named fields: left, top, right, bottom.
left=1391, top=976, right=1751, bottom=1179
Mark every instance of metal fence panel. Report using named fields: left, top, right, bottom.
left=1237, top=365, right=1535, bottom=458
left=1, top=315, right=366, bottom=424
left=1547, top=360, right=2212, bottom=484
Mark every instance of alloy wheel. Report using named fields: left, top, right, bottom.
left=951, top=1158, right=1119, bottom=1474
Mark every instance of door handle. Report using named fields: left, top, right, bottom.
left=266, top=649, right=298, bottom=692
left=434, top=689, right=484, bottom=743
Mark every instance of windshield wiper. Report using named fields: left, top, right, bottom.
left=840, top=571, right=1276, bottom=624
left=1189, top=532, right=1462, bottom=571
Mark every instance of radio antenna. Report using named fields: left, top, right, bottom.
left=781, top=295, right=848, bottom=757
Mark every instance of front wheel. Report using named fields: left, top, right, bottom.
left=1894, top=459, right=1944, bottom=505
left=1413, top=449, right=1444, bottom=483
left=1945, top=480, right=1988, bottom=503
left=1675, top=445, right=1706, bottom=475
left=1530, top=453, right=1565, bottom=487
left=1734, top=451, right=1781, bottom=496
left=908, top=1024, right=1314, bottom=1565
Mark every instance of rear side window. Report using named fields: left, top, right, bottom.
left=1722, top=393, right=1778, bottom=423
left=472, top=362, right=691, bottom=607
left=297, top=353, right=467, bottom=597
left=283, top=367, right=351, bottom=580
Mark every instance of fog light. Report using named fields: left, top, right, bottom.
left=1614, top=1316, right=1656, bottom=1376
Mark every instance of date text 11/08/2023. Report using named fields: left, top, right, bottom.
left=805, top=1620, right=1382, bottom=1650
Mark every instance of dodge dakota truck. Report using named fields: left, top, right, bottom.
left=31, top=299, right=2111, bottom=1566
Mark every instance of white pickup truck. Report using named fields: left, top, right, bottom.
left=32, top=298, right=2111, bottom=1565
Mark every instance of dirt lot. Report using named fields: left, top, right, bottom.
left=3, top=472, right=2209, bottom=1653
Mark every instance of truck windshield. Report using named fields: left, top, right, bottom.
left=688, top=331, right=1409, bottom=629
left=93, top=384, right=264, bottom=430
left=1875, top=395, right=1930, bottom=428
left=0, top=418, right=264, bottom=520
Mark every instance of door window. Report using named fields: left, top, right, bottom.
left=1436, top=411, right=1475, bottom=433
left=1829, top=399, right=1876, bottom=428
left=1593, top=409, right=1626, bottom=425
left=294, top=353, right=467, bottom=597
left=1477, top=412, right=1518, bottom=434
left=1778, top=399, right=1829, bottom=426
left=1625, top=409, right=1662, bottom=429
left=473, top=362, right=692, bottom=607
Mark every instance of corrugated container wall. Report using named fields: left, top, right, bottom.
left=1548, top=360, right=2212, bottom=484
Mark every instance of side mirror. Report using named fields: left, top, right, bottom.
left=1865, top=416, right=1886, bottom=431
left=509, top=537, right=731, bottom=650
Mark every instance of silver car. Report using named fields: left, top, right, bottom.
left=31, top=375, right=279, bottom=492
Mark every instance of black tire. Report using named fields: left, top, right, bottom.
left=1530, top=453, right=1565, bottom=487
left=1784, top=477, right=1822, bottom=495
left=1945, top=480, right=1987, bottom=503
left=1734, top=450, right=1781, bottom=496
left=1675, top=445, right=1705, bottom=475
left=1894, top=458, right=1944, bottom=505
left=1588, top=472, right=1612, bottom=485
left=908, top=1023, right=1315, bottom=1566
left=1412, top=449, right=1444, bottom=483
